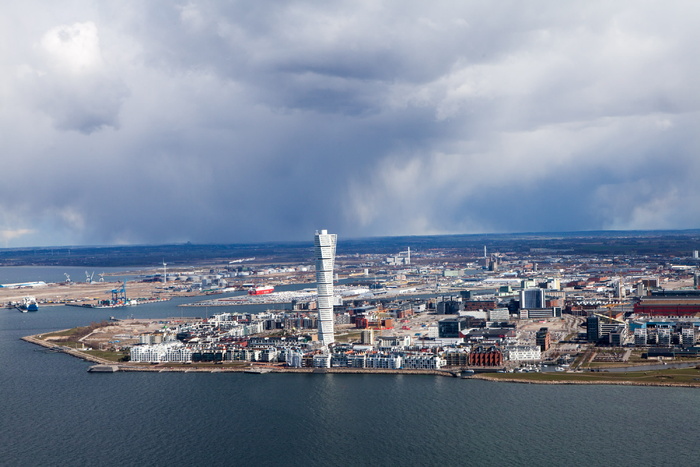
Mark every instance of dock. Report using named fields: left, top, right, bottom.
left=88, top=365, right=120, bottom=373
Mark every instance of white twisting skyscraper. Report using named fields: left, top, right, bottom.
left=315, top=229, right=337, bottom=346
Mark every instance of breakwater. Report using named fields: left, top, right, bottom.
left=21, top=333, right=115, bottom=365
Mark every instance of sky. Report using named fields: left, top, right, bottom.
left=2, top=1, right=699, bottom=247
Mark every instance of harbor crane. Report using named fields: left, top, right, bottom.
left=111, top=280, right=128, bottom=306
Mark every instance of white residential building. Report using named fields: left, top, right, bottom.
left=682, top=327, right=696, bottom=346
left=402, top=354, right=445, bottom=369
left=313, top=353, right=331, bottom=368
left=130, top=343, right=187, bottom=363
left=503, top=345, right=542, bottom=362
left=634, top=328, right=648, bottom=346
left=366, top=355, right=402, bottom=369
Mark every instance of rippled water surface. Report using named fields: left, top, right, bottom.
left=1, top=271, right=699, bottom=466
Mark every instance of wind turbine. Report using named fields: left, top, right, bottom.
left=64, top=273, right=71, bottom=283
left=162, top=260, right=167, bottom=284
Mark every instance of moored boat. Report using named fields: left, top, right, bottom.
left=18, top=297, right=39, bottom=312
left=248, top=286, right=274, bottom=295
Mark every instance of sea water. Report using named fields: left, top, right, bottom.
left=1, top=269, right=699, bottom=466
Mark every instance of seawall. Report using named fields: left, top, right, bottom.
left=469, top=373, right=700, bottom=388
left=22, top=333, right=115, bottom=365
left=21, top=333, right=700, bottom=386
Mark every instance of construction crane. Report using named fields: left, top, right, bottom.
left=593, top=312, right=626, bottom=325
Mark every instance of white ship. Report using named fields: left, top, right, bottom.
left=18, top=297, right=39, bottom=312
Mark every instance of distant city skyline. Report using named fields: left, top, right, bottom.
left=2, top=2, right=700, bottom=248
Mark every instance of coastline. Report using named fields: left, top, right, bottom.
left=22, top=333, right=116, bottom=365
left=21, top=332, right=700, bottom=386
left=20, top=332, right=454, bottom=376
left=469, top=372, right=700, bottom=388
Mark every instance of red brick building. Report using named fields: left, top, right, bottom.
left=468, top=346, right=503, bottom=366
left=633, top=291, right=700, bottom=317
left=463, top=300, right=497, bottom=311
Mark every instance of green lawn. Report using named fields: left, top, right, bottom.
left=40, top=322, right=111, bottom=342
left=84, top=349, right=129, bottom=361
left=335, top=330, right=362, bottom=343
left=482, top=367, right=700, bottom=385
left=41, top=328, right=83, bottom=338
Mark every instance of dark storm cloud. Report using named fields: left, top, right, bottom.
left=1, top=1, right=700, bottom=247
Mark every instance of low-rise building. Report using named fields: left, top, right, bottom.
left=488, top=308, right=510, bottom=322
left=402, top=354, right=444, bottom=369
left=313, top=353, right=331, bottom=368
left=634, top=327, right=648, bottom=346
left=504, top=345, right=541, bottom=362
left=468, top=346, right=503, bottom=366
left=366, top=354, right=402, bottom=369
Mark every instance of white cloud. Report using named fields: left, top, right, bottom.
left=41, top=22, right=103, bottom=73
left=0, top=229, right=35, bottom=248
left=20, top=21, right=129, bottom=133
left=1, top=1, right=700, bottom=246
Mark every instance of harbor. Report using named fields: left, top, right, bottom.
left=181, top=285, right=427, bottom=307
left=1, top=275, right=203, bottom=310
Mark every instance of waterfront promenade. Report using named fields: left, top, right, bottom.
left=22, top=332, right=456, bottom=375
left=21, top=331, right=700, bottom=387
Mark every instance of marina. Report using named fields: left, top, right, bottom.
left=16, top=296, right=39, bottom=312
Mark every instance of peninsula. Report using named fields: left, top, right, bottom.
left=11, top=230, right=700, bottom=388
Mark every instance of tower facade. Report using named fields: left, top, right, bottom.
left=520, top=288, right=545, bottom=309
left=587, top=315, right=601, bottom=342
left=315, top=229, right=337, bottom=346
